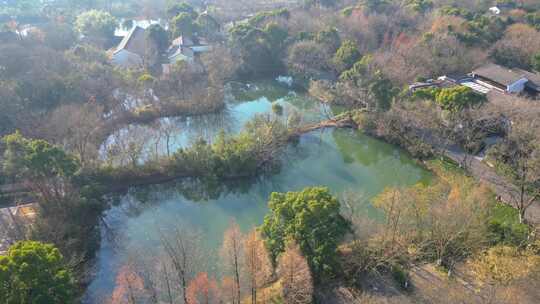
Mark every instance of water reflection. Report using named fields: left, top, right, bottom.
left=101, top=80, right=326, bottom=165
left=83, top=81, right=432, bottom=303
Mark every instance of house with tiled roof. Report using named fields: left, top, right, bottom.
left=162, top=35, right=212, bottom=76
left=471, top=63, right=540, bottom=95
left=111, top=26, right=152, bottom=68
left=167, top=35, right=211, bottom=64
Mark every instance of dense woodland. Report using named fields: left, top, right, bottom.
left=1, top=0, right=540, bottom=303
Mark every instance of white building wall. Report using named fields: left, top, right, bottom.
left=111, top=49, right=143, bottom=68
left=507, top=78, right=528, bottom=93
left=191, top=45, right=212, bottom=53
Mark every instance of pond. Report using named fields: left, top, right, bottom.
left=101, top=80, right=327, bottom=163
left=84, top=79, right=431, bottom=303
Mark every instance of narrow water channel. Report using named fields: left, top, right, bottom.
left=84, top=80, right=431, bottom=303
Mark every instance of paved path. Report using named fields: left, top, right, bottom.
left=436, top=144, right=540, bottom=224
left=2, top=115, right=538, bottom=224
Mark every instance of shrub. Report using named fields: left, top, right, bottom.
left=272, top=103, right=284, bottom=115
left=333, top=40, right=361, bottom=72
left=435, top=86, right=486, bottom=112
left=411, top=87, right=439, bottom=101
left=488, top=203, right=530, bottom=246
left=391, top=265, right=410, bottom=290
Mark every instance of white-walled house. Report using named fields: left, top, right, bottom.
left=471, top=64, right=540, bottom=94
left=167, top=36, right=211, bottom=63
left=162, top=35, right=211, bottom=76
left=111, top=26, right=148, bottom=68
left=111, top=48, right=144, bottom=68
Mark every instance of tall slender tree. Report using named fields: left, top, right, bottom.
left=243, top=230, right=272, bottom=304
left=159, top=226, right=203, bottom=304
left=221, top=220, right=244, bottom=304
left=186, top=272, right=220, bottom=304
left=277, top=242, right=313, bottom=304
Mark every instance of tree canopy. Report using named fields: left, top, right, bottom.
left=146, top=24, right=169, bottom=54
left=196, top=13, right=220, bottom=40
left=171, top=12, right=198, bottom=38
left=0, top=241, right=76, bottom=304
left=407, top=0, right=433, bottom=14
left=261, top=187, right=351, bottom=278
left=167, top=1, right=198, bottom=19
left=229, top=22, right=289, bottom=76
left=315, top=27, right=341, bottom=53
left=533, top=52, right=540, bottom=72
left=333, top=40, right=362, bottom=72
left=413, top=86, right=486, bottom=113
left=74, top=10, right=117, bottom=46
left=2, top=131, right=79, bottom=180
left=0, top=0, right=42, bottom=15
left=435, top=86, right=486, bottom=113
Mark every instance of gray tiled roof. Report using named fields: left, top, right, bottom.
left=472, top=63, right=540, bottom=87
left=114, top=26, right=145, bottom=55
left=473, top=64, right=522, bottom=86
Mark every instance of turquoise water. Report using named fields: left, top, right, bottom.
left=101, top=81, right=326, bottom=162
left=84, top=80, right=431, bottom=303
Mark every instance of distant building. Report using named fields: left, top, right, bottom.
left=488, top=6, right=501, bottom=15
left=167, top=36, right=196, bottom=64
left=162, top=35, right=212, bottom=76
left=471, top=64, right=540, bottom=94
left=0, top=203, right=38, bottom=254
left=111, top=26, right=153, bottom=68
left=408, top=77, right=458, bottom=92
left=167, top=35, right=211, bottom=64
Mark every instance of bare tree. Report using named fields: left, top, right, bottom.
left=163, top=61, right=204, bottom=100
left=200, top=46, right=237, bottom=89
left=493, top=23, right=540, bottom=69
left=341, top=190, right=378, bottom=241
left=501, top=120, right=540, bottom=223
left=243, top=229, right=272, bottom=304
left=104, top=125, right=152, bottom=167
left=220, top=219, right=244, bottom=304
left=220, top=276, right=240, bottom=304
left=159, top=225, right=204, bottom=304
left=373, top=170, right=492, bottom=270
left=157, top=118, right=180, bottom=158
left=159, top=259, right=175, bottom=304
left=44, top=102, right=104, bottom=166
left=277, top=241, right=313, bottom=304
left=109, top=263, right=146, bottom=304
left=186, top=272, right=220, bottom=304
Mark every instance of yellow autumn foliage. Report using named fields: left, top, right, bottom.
left=469, top=245, right=540, bottom=286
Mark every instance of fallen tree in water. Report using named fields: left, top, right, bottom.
left=290, top=112, right=358, bottom=137
left=2, top=113, right=359, bottom=196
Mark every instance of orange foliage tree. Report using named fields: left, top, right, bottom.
left=109, top=265, right=146, bottom=304
left=243, top=229, right=272, bottom=304
left=220, top=219, right=244, bottom=304
left=186, top=272, right=220, bottom=304
left=220, top=276, right=240, bottom=304
left=277, top=242, right=313, bottom=304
